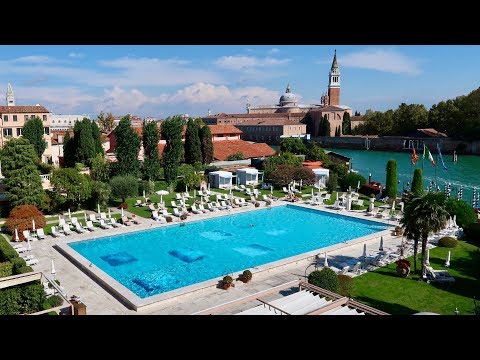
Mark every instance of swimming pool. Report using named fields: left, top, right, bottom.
left=69, top=205, right=388, bottom=299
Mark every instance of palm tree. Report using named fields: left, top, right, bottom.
left=400, top=193, right=449, bottom=278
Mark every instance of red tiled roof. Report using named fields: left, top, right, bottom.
left=302, top=160, right=325, bottom=169
left=310, top=105, right=345, bottom=112
left=417, top=128, right=448, bottom=138
left=351, top=115, right=365, bottom=122
left=213, top=140, right=275, bottom=161
left=207, top=112, right=304, bottom=119
left=235, top=119, right=305, bottom=126
left=0, top=105, right=50, bottom=113
left=50, top=130, right=73, bottom=145
left=208, top=124, right=242, bottom=135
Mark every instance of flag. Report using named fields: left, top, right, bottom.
left=436, top=143, right=448, bottom=170
left=411, top=147, right=419, bottom=165
left=425, top=145, right=436, bottom=166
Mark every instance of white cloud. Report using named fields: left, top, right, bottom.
left=215, top=55, right=290, bottom=70
left=14, top=56, right=53, bottom=64
left=68, top=52, right=85, bottom=58
left=269, top=48, right=280, bottom=54
left=341, top=48, right=421, bottom=75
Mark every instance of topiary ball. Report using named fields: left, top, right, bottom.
left=307, top=268, right=340, bottom=293
left=438, top=236, right=458, bottom=248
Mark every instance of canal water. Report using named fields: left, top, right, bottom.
left=326, top=148, right=480, bottom=203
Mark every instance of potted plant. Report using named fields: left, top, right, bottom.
left=180, top=213, right=188, bottom=221
left=395, top=259, right=411, bottom=277
left=222, top=275, right=234, bottom=289
left=394, top=225, right=403, bottom=236
left=254, top=202, right=260, bottom=208
left=239, top=270, right=252, bottom=283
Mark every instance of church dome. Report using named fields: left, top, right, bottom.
left=279, top=84, right=297, bottom=106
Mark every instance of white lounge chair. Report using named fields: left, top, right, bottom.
left=148, top=204, right=157, bottom=212
left=58, top=218, right=67, bottom=227
left=62, top=224, right=73, bottom=235
left=15, top=246, right=28, bottom=253
left=36, top=228, right=46, bottom=240
left=26, top=258, right=39, bottom=266
left=22, top=230, right=35, bottom=242
left=190, top=204, right=201, bottom=214
left=75, top=222, right=87, bottom=233
left=198, top=204, right=209, bottom=213
left=89, top=214, right=99, bottom=223
left=86, top=221, right=96, bottom=231
left=99, top=219, right=113, bottom=229
left=171, top=201, right=178, bottom=208
left=206, top=203, right=218, bottom=212
left=51, top=226, right=65, bottom=237
left=161, top=209, right=173, bottom=217
left=151, top=210, right=162, bottom=221
left=220, top=201, right=232, bottom=210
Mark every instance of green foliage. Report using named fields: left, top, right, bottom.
left=438, top=236, right=458, bottom=248
left=0, top=237, right=18, bottom=262
left=73, top=118, right=95, bottom=165
left=62, top=131, right=76, bottom=168
left=269, top=165, right=315, bottom=187
left=391, top=103, right=429, bottom=135
left=91, top=181, right=112, bottom=208
left=280, top=138, right=306, bottom=154
left=337, top=274, right=354, bottom=297
left=140, top=180, right=155, bottom=196
left=324, top=163, right=348, bottom=181
left=22, top=116, right=47, bottom=159
left=242, top=270, right=252, bottom=280
left=411, top=168, right=424, bottom=197
left=445, top=198, right=477, bottom=228
left=307, top=268, right=340, bottom=292
left=183, top=171, right=204, bottom=189
left=90, top=153, right=111, bottom=182
left=385, top=159, right=397, bottom=198
left=161, top=116, right=184, bottom=184
left=184, top=118, right=202, bottom=165
left=11, top=257, right=26, bottom=274
left=334, top=126, right=341, bottom=137
left=0, top=138, right=44, bottom=208
left=342, top=112, right=351, bottom=135
left=326, top=172, right=338, bottom=193
left=226, top=152, right=244, bottom=161
left=142, top=121, right=161, bottom=181
left=304, top=142, right=330, bottom=162
left=91, top=121, right=104, bottom=156
left=339, top=172, right=366, bottom=192
left=222, top=275, right=233, bottom=284
left=16, top=266, right=33, bottom=274
left=263, top=152, right=302, bottom=178
left=354, top=111, right=360, bottom=116
left=114, top=115, right=141, bottom=177
left=110, top=175, right=139, bottom=203
left=464, top=223, right=480, bottom=242
left=46, top=294, right=63, bottom=308
left=318, top=115, right=331, bottom=136
left=352, top=110, right=394, bottom=136
left=19, top=282, right=46, bottom=314
left=0, top=288, right=22, bottom=315
left=51, top=168, right=93, bottom=208
left=199, top=125, right=214, bottom=165
left=302, top=113, right=314, bottom=137
left=97, top=111, right=116, bottom=133
left=37, top=162, right=53, bottom=175
left=0, top=262, right=13, bottom=278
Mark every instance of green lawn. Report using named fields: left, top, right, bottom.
left=351, top=240, right=480, bottom=315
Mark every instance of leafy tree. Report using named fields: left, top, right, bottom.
left=91, top=181, right=112, bottom=208
left=401, top=194, right=449, bottom=277
left=114, top=115, right=141, bottom=176
left=142, top=121, right=161, bottom=181
left=50, top=168, right=93, bottom=209
left=90, top=153, right=111, bottom=182
left=269, top=164, right=296, bottom=187
left=91, top=121, right=104, bottom=156
left=97, top=111, right=116, bottom=133
left=305, top=142, right=330, bottom=163
left=280, top=138, right=306, bottom=154
left=385, top=159, right=397, bottom=198
left=301, top=113, right=314, bottom=137
left=110, top=175, right=139, bottom=203
left=293, top=167, right=316, bottom=185
left=445, top=197, right=477, bottom=228
left=22, top=116, right=46, bottom=159
left=62, top=131, right=76, bottom=168
left=263, top=152, right=302, bottom=178
left=339, top=172, right=366, bottom=192
left=161, top=116, right=184, bottom=184
left=4, top=205, right=46, bottom=240
left=71, top=118, right=95, bottom=165
left=1, top=138, right=44, bottom=208
left=324, top=163, right=348, bottom=181
left=226, top=152, right=244, bottom=161
left=184, top=118, right=202, bottom=164
left=342, top=112, right=351, bottom=135
left=352, top=110, right=394, bottom=136
left=177, top=171, right=203, bottom=191
left=318, top=115, right=331, bottom=136
left=411, top=168, right=424, bottom=197
left=199, top=125, right=214, bottom=164
left=391, top=103, right=429, bottom=135
left=326, top=172, right=338, bottom=193
left=354, top=110, right=360, bottom=116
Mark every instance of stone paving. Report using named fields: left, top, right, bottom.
left=16, top=200, right=403, bottom=315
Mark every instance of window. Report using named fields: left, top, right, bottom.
left=24, top=115, right=29, bottom=121
left=44, top=127, right=50, bottom=135
left=3, top=128, right=12, bottom=137
left=31, top=115, right=35, bottom=119
left=3, top=115, right=8, bottom=122
left=13, top=115, right=17, bottom=122
left=43, top=115, right=47, bottom=121
left=16, top=128, right=22, bottom=136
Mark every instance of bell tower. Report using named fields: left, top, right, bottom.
left=327, top=50, right=340, bottom=106
left=6, top=83, right=15, bottom=106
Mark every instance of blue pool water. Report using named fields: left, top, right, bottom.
left=69, top=205, right=388, bottom=298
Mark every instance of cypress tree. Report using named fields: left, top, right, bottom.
left=385, top=159, right=398, bottom=198
left=199, top=125, right=214, bottom=164
left=62, top=131, right=76, bottom=168
left=142, top=121, right=161, bottom=181
left=342, top=112, right=351, bottom=135
left=91, top=121, right=104, bottom=156
left=22, top=116, right=46, bottom=160
left=184, top=118, right=202, bottom=164
left=162, top=115, right=184, bottom=184
left=114, top=115, right=141, bottom=176
left=411, top=168, right=424, bottom=197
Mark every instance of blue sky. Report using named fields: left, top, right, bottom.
left=0, top=45, right=479, bottom=119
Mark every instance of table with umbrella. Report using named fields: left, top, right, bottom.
left=155, top=190, right=169, bottom=207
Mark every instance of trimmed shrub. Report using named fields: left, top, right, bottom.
left=438, top=236, right=459, bottom=248
left=0, top=288, right=22, bottom=315
left=242, top=270, right=252, bottom=281
left=4, top=205, right=46, bottom=241
left=411, top=168, right=424, bottom=197
left=0, top=238, right=18, bottom=262
left=385, top=159, right=397, bottom=198
left=47, top=295, right=63, bottom=307
left=16, top=266, right=33, bottom=274
left=464, top=223, right=480, bottom=243
left=307, top=268, right=340, bottom=293
left=11, top=257, right=27, bottom=274
left=0, top=262, right=14, bottom=278
left=337, top=274, right=354, bottom=297
left=19, top=282, right=46, bottom=314
left=350, top=203, right=363, bottom=210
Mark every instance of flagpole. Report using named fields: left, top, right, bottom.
left=422, top=142, right=424, bottom=172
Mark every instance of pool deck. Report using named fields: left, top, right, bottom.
left=24, top=199, right=402, bottom=314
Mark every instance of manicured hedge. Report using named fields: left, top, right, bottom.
left=308, top=268, right=340, bottom=293
left=438, top=236, right=458, bottom=248
left=0, top=262, right=13, bottom=278
left=0, top=237, right=17, bottom=262
left=11, top=257, right=27, bottom=274
left=0, top=282, right=46, bottom=315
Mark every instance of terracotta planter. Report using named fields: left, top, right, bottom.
left=241, top=277, right=251, bottom=283
left=223, top=283, right=232, bottom=290
left=396, top=266, right=410, bottom=278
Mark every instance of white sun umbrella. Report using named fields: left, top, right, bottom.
left=27, top=236, right=31, bottom=252
left=362, top=243, right=367, bottom=261
left=425, top=248, right=430, bottom=266
left=453, top=214, right=457, bottom=227
left=271, top=185, right=273, bottom=195
left=58, top=214, right=62, bottom=222
left=300, top=179, right=303, bottom=190
left=336, top=192, right=339, bottom=201
left=323, top=252, right=329, bottom=268
left=185, top=185, right=188, bottom=193
left=194, top=189, right=196, bottom=199
left=97, top=203, right=101, bottom=216
left=143, top=189, right=146, bottom=199
left=445, top=251, right=451, bottom=267
left=391, top=200, right=396, bottom=216
left=51, top=259, right=56, bottom=280
left=311, top=188, right=314, bottom=199
left=200, top=196, right=204, bottom=206
left=121, top=207, right=125, bottom=218
left=357, top=180, right=361, bottom=190
left=108, top=208, right=112, bottom=219
left=68, top=208, right=71, bottom=219
left=32, top=219, right=36, bottom=231
left=14, top=228, right=19, bottom=242
left=156, top=190, right=169, bottom=205
left=84, top=211, right=88, bottom=223
left=379, top=236, right=384, bottom=252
